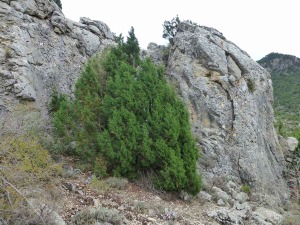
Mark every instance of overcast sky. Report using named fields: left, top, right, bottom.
left=61, top=0, right=300, bottom=61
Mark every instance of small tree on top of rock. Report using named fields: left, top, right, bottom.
left=162, top=15, right=181, bottom=45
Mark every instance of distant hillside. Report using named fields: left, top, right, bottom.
left=258, top=52, right=300, bottom=74
left=258, top=53, right=300, bottom=134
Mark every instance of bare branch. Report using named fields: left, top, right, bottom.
left=0, top=218, right=8, bottom=225
left=1, top=178, right=46, bottom=225
left=5, top=190, right=12, bottom=207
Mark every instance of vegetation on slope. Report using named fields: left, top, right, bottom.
left=0, top=135, right=62, bottom=224
left=258, top=53, right=300, bottom=136
left=53, top=27, right=201, bottom=195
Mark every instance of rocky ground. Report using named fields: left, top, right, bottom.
left=55, top=161, right=216, bottom=225
left=45, top=158, right=299, bottom=225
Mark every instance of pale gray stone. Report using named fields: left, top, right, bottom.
left=0, top=0, right=292, bottom=209
left=179, top=190, right=192, bottom=201
left=49, top=211, right=66, bottom=225
left=217, top=198, right=225, bottom=206
left=225, top=181, right=238, bottom=196
left=146, top=21, right=289, bottom=206
left=234, top=192, right=249, bottom=203
left=198, top=191, right=212, bottom=202
left=253, top=207, right=283, bottom=225
left=142, top=42, right=168, bottom=66
left=207, top=207, right=245, bottom=225
left=207, top=202, right=252, bottom=225
left=286, top=137, right=298, bottom=151
left=0, top=0, right=115, bottom=136
left=212, top=186, right=230, bottom=201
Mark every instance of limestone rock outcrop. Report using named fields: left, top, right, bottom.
left=146, top=22, right=289, bottom=205
left=0, top=0, right=114, bottom=135
left=0, top=0, right=291, bottom=207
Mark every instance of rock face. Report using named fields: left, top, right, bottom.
left=0, top=0, right=290, bottom=206
left=0, top=0, right=114, bottom=135
left=147, top=22, right=289, bottom=205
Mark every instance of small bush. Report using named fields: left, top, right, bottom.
left=93, top=156, right=108, bottom=178
left=162, top=44, right=171, bottom=63
left=70, top=207, right=124, bottom=225
left=88, top=176, right=111, bottom=193
left=49, top=89, right=68, bottom=113
left=241, top=185, right=251, bottom=194
left=88, top=177, right=128, bottom=193
left=105, top=177, right=128, bottom=190
left=162, top=15, right=181, bottom=45
left=0, top=135, right=62, bottom=182
left=282, top=214, right=300, bottom=225
left=246, top=79, right=255, bottom=93
left=133, top=200, right=148, bottom=213
left=0, top=135, right=62, bottom=224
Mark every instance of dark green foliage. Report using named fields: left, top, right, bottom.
left=258, top=53, right=300, bottom=72
left=272, top=71, right=300, bottom=114
left=53, top=55, right=107, bottom=157
left=53, top=28, right=201, bottom=194
left=258, top=53, right=300, bottom=135
left=241, top=185, right=251, bottom=194
left=272, top=69, right=300, bottom=136
left=259, top=53, right=300, bottom=203
left=162, top=15, right=181, bottom=45
left=123, top=27, right=140, bottom=66
left=49, top=90, right=67, bottom=112
left=258, top=52, right=283, bottom=64
left=98, top=57, right=200, bottom=193
left=53, top=0, right=62, bottom=9
left=113, top=33, right=124, bottom=45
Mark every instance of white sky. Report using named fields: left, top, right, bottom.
left=61, top=0, right=300, bottom=61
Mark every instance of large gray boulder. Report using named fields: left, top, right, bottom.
left=146, top=22, right=289, bottom=205
left=286, top=137, right=298, bottom=152
left=0, top=0, right=115, bottom=135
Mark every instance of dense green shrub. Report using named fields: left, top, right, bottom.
left=49, top=89, right=67, bottom=112
left=240, top=185, right=251, bottom=194
left=53, top=53, right=108, bottom=158
left=53, top=28, right=201, bottom=194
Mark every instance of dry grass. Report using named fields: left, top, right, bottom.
left=88, top=176, right=128, bottom=194
left=0, top=135, right=62, bottom=225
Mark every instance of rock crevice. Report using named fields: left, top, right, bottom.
left=0, top=0, right=115, bottom=135
left=146, top=21, right=289, bottom=205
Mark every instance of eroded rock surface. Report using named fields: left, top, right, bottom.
left=146, top=22, right=289, bottom=205
left=0, top=0, right=114, bottom=135
left=0, top=0, right=291, bottom=208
